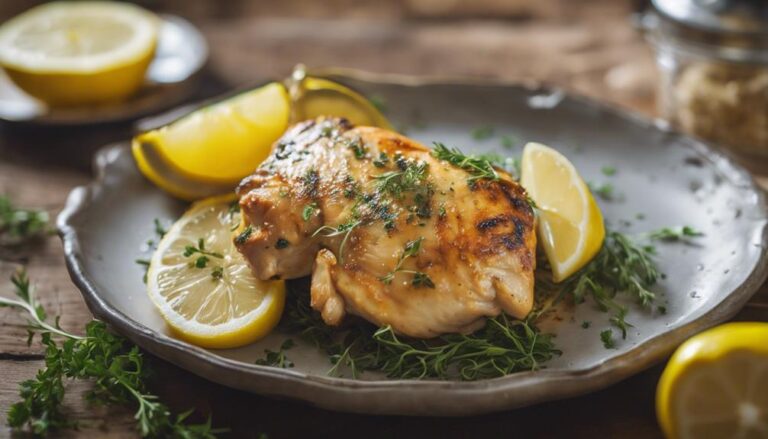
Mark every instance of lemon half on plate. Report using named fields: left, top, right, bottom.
left=520, top=142, right=605, bottom=282
left=0, top=1, right=159, bottom=106
left=147, top=196, right=285, bottom=349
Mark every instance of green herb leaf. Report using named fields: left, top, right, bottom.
left=235, top=225, right=254, bottom=245
left=649, top=226, right=704, bottom=242
left=600, top=329, right=615, bottom=349
left=255, top=339, right=295, bottom=368
left=302, top=202, right=318, bottom=221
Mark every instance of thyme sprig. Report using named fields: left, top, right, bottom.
left=538, top=231, right=661, bottom=339
left=255, top=339, right=295, bottom=369
left=0, top=269, right=223, bottom=437
left=378, top=237, right=434, bottom=288
left=312, top=218, right=363, bottom=262
left=432, top=143, right=499, bottom=186
left=279, top=284, right=559, bottom=380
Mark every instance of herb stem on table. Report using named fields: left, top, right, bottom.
left=0, top=269, right=224, bottom=438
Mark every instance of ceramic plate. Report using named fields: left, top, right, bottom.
left=58, top=72, right=768, bottom=416
left=0, top=14, right=207, bottom=125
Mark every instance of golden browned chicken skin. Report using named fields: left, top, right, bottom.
left=235, top=117, right=536, bottom=338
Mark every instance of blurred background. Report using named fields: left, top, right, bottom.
left=0, top=0, right=655, bottom=115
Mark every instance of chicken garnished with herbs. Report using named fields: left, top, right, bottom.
left=234, top=117, right=536, bottom=338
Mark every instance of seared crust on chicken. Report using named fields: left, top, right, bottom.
left=235, top=117, right=536, bottom=338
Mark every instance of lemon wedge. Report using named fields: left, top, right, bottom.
left=657, top=322, right=768, bottom=439
left=520, top=142, right=605, bottom=282
left=134, top=82, right=291, bottom=190
left=0, top=1, right=159, bottom=106
left=290, top=76, right=393, bottom=130
left=147, top=195, right=285, bottom=349
left=132, top=75, right=391, bottom=201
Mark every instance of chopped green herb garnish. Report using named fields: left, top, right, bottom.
left=649, top=226, right=703, bottom=242
left=183, top=238, right=223, bottom=269
left=432, top=143, right=499, bottom=187
left=657, top=305, right=667, bottom=315
left=372, top=152, right=389, bottom=168
left=601, top=166, right=617, bottom=176
left=302, top=202, right=318, bottom=221
left=235, top=225, right=254, bottom=245
left=211, top=266, right=224, bottom=281
left=471, top=125, right=494, bottom=140
left=600, top=329, right=615, bottom=349
left=346, top=138, right=367, bottom=160
left=373, top=160, right=429, bottom=200
left=255, top=339, right=295, bottom=368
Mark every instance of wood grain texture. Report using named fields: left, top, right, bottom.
left=0, top=0, right=766, bottom=437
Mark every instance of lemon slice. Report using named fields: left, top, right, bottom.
left=520, top=142, right=605, bottom=281
left=657, top=323, right=768, bottom=439
left=147, top=195, right=285, bottom=349
left=0, top=1, right=159, bottom=106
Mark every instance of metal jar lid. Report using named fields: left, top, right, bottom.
left=645, top=0, right=768, bottom=62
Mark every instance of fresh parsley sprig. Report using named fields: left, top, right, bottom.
left=0, top=269, right=224, bottom=438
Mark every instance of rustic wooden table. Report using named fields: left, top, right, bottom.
left=1, top=1, right=766, bottom=438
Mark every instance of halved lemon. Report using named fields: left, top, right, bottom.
left=657, top=322, right=768, bottom=439
left=132, top=74, right=391, bottom=201
left=520, top=142, right=605, bottom=282
left=147, top=195, right=285, bottom=349
left=0, top=1, right=159, bottom=106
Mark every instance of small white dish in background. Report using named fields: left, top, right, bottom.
left=0, top=14, right=207, bottom=126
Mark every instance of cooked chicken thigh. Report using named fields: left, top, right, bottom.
left=235, top=117, right=536, bottom=338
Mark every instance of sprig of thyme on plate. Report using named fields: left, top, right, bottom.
left=276, top=283, right=559, bottom=380
left=0, top=269, right=223, bottom=437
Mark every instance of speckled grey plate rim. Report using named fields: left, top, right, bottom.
left=57, top=71, right=768, bottom=416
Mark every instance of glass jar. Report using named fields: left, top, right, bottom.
left=643, top=0, right=768, bottom=167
